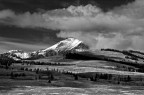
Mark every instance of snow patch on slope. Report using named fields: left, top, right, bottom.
left=8, top=50, right=30, bottom=59
left=43, top=38, right=83, bottom=51
left=5, top=38, right=88, bottom=60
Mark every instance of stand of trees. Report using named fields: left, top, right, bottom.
left=20, top=61, right=74, bottom=66
left=0, top=56, right=15, bottom=69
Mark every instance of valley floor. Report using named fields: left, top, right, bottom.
left=1, top=79, right=144, bottom=95
left=1, top=59, right=144, bottom=95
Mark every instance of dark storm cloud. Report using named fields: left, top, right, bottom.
left=0, top=24, right=61, bottom=44
left=0, top=24, right=62, bottom=53
left=0, top=38, right=50, bottom=53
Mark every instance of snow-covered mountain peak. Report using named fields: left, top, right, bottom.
left=43, top=38, right=84, bottom=51
left=3, top=38, right=89, bottom=60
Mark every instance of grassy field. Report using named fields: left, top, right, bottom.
left=1, top=59, right=144, bottom=94
left=13, top=60, right=140, bottom=75
left=1, top=80, right=144, bottom=95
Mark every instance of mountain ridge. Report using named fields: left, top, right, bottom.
left=1, top=38, right=144, bottom=66
left=2, top=38, right=89, bottom=60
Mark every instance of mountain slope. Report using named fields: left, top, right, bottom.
left=1, top=37, right=144, bottom=66
left=65, top=48, right=144, bottom=69
left=42, top=37, right=89, bottom=53
left=2, top=38, right=89, bottom=60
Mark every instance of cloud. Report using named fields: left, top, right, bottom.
left=1, top=2, right=144, bottom=50
left=57, top=31, right=98, bottom=49
left=0, top=10, right=48, bottom=28
left=113, top=0, right=144, bottom=18
left=55, top=3, right=144, bottom=50
left=57, top=31, right=133, bottom=50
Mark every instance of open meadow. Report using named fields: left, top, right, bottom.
left=1, top=59, right=144, bottom=94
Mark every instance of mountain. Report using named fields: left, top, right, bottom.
left=29, top=38, right=89, bottom=59
left=2, top=38, right=89, bottom=60
left=1, top=37, right=144, bottom=66
left=44, top=37, right=88, bottom=51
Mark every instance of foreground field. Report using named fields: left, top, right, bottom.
left=2, top=59, right=144, bottom=94
left=1, top=83, right=144, bottom=95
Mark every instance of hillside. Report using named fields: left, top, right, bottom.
left=1, top=38, right=144, bottom=94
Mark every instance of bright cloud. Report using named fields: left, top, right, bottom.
left=0, top=1, right=144, bottom=50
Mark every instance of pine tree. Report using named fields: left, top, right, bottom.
left=127, top=75, right=131, bottom=82
left=74, top=74, right=78, bottom=80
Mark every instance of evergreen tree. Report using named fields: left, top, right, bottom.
left=127, top=75, right=131, bottom=82
left=74, top=74, right=78, bottom=80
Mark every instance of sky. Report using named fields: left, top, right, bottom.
left=2, top=0, right=144, bottom=53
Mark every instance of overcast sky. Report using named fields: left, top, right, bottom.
left=2, top=0, right=144, bottom=53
